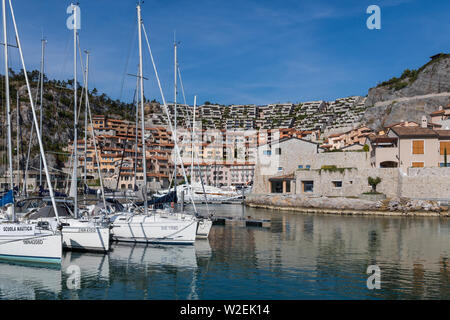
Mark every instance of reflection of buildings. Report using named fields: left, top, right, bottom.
left=208, top=223, right=258, bottom=269
left=249, top=212, right=450, bottom=298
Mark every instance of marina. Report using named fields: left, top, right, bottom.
left=0, top=0, right=449, bottom=304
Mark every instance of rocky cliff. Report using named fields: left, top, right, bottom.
left=362, top=53, right=450, bottom=130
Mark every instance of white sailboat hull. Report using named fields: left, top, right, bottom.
left=111, top=214, right=198, bottom=244
left=0, top=230, right=62, bottom=264
left=36, top=218, right=110, bottom=252
left=196, top=219, right=212, bottom=239
left=61, top=226, right=110, bottom=252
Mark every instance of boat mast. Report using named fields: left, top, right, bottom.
left=134, top=67, right=139, bottom=191
left=137, top=2, right=148, bottom=215
left=84, top=50, right=89, bottom=187
left=16, top=91, right=19, bottom=189
left=73, top=3, right=78, bottom=218
left=39, top=38, right=45, bottom=187
left=173, top=36, right=178, bottom=207
left=3, top=0, right=14, bottom=220
left=8, top=0, right=60, bottom=223
left=191, top=95, right=196, bottom=182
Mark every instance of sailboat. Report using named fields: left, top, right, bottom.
left=22, top=3, right=110, bottom=253
left=143, top=19, right=212, bottom=240
left=160, top=47, right=214, bottom=239
left=0, top=0, right=61, bottom=264
left=59, top=5, right=110, bottom=252
left=109, top=3, right=198, bottom=245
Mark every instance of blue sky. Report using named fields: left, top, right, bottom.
left=4, top=0, right=450, bottom=105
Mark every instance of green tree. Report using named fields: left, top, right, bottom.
left=368, top=177, right=381, bottom=193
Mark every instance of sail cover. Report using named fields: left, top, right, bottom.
left=0, top=190, right=13, bottom=207
left=69, top=161, right=77, bottom=198
left=135, top=190, right=177, bottom=207
left=39, top=186, right=68, bottom=197
left=84, top=184, right=98, bottom=195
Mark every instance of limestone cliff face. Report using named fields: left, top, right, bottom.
left=362, top=54, right=450, bottom=130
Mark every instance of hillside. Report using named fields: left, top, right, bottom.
left=362, top=53, right=450, bottom=130
left=0, top=69, right=135, bottom=175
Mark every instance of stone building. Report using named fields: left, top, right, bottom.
left=253, top=120, right=450, bottom=201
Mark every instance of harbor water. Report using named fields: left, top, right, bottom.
left=1, top=204, right=450, bottom=299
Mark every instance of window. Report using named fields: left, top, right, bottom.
left=412, top=140, right=424, bottom=154
left=298, top=165, right=303, bottom=169
left=305, top=165, right=311, bottom=170
left=278, top=167, right=283, bottom=171
left=302, top=181, right=314, bottom=193
left=332, top=181, right=342, bottom=188
left=412, top=162, right=424, bottom=168
left=275, top=148, right=281, bottom=155
left=286, top=182, right=291, bottom=193
left=263, top=150, right=272, bottom=156
left=271, top=181, right=283, bottom=193
left=440, top=163, right=450, bottom=167
left=440, top=141, right=450, bottom=155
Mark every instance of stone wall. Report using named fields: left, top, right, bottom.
left=293, top=167, right=450, bottom=200
left=295, top=168, right=399, bottom=198
left=400, top=167, right=450, bottom=199
left=304, top=151, right=371, bottom=170
left=253, top=144, right=372, bottom=194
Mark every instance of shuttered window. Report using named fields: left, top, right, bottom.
left=412, top=162, right=424, bottom=168
left=412, top=140, right=424, bottom=154
left=440, top=141, right=450, bottom=155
